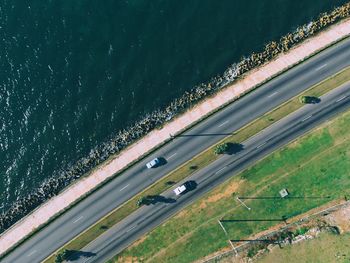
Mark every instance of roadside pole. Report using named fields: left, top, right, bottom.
left=218, top=220, right=228, bottom=235
left=236, top=197, right=251, bottom=211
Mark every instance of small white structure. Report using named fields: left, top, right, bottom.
left=146, top=158, right=160, bottom=169
left=174, top=185, right=187, bottom=196
left=279, top=188, right=289, bottom=198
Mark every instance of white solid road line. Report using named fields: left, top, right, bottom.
left=73, top=216, right=84, bottom=224
left=167, top=153, right=177, bottom=160
left=315, top=63, right=327, bottom=71
left=119, top=184, right=130, bottom=191
left=268, top=91, right=278, bottom=98
left=301, top=115, right=312, bottom=122
left=218, top=120, right=229, bottom=127
left=27, top=250, right=37, bottom=257
left=336, top=95, right=347, bottom=102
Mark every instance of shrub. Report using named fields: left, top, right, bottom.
left=214, top=143, right=229, bottom=155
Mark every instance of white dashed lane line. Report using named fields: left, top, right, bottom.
left=27, top=250, right=37, bottom=257
left=218, top=120, right=229, bottom=127
left=73, top=216, right=84, bottom=224
left=315, top=63, right=327, bottom=71
left=336, top=95, right=347, bottom=102
left=256, top=142, right=267, bottom=149
left=301, top=115, right=312, bottom=122
left=167, top=153, right=177, bottom=160
left=119, top=184, right=129, bottom=191
left=268, top=91, right=278, bottom=98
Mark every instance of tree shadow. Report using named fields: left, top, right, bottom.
left=65, top=250, right=96, bottom=261
left=165, top=180, right=176, bottom=186
left=303, top=96, right=321, bottom=104
left=144, top=195, right=176, bottom=205
left=226, top=142, right=244, bottom=155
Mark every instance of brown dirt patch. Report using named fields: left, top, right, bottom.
left=116, top=256, right=140, bottom=263
left=196, top=180, right=242, bottom=210
left=207, top=181, right=242, bottom=203
left=324, top=202, right=350, bottom=234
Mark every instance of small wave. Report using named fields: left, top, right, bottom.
left=1, top=2, right=350, bottom=234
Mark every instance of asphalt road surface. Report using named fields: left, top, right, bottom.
left=77, top=82, right=350, bottom=263
left=3, top=37, right=350, bottom=263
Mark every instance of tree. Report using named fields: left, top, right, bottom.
left=214, top=143, right=229, bottom=155
left=55, top=249, right=70, bottom=263
left=299, top=96, right=308, bottom=104
left=137, top=195, right=155, bottom=207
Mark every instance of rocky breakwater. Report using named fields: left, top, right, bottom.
left=1, top=2, right=350, bottom=234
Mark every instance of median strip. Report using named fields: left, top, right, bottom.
left=43, top=66, right=350, bottom=263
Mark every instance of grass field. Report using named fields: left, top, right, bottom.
left=44, top=67, right=350, bottom=263
left=113, top=102, right=350, bottom=262
left=257, top=232, right=350, bottom=263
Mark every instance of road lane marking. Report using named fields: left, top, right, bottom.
left=27, top=250, right=37, bottom=257
left=215, top=166, right=227, bottom=175
left=268, top=91, right=278, bottom=98
left=256, top=142, right=267, bottom=149
left=301, top=115, right=312, bottom=122
left=218, top=120, right=229, bottom=127
left=336, top=96, right=347, bottom=102
left=315, top=63, right=327, bottom=71
left=120, top=184, right=129, bottom=191
left=167, top=153, right=177, bottom=160
left=73, top=216, right=84, bottom=224
left=126, top=225, right=136, bottom=233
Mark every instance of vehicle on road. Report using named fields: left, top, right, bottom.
left=146, top=158, right=160, bottom=169
left=173, top=184, right=187, bottom=196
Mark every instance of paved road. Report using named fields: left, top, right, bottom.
left=77, top=82, right=350, bottom=263
left=3, top=37, right=350, bottom=263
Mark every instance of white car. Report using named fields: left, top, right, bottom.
left=146, top=158, right=160, bottom=169
left=173, top=184, right=187, bottom=196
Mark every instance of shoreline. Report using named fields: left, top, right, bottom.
left=1, top=2, right=350, bottom=256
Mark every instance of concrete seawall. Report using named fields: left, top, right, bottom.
left=1, top=15, right=350, bottom=259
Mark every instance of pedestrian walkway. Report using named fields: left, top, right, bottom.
left=1, top=18, right=350, bottom=256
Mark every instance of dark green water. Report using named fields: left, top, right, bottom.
left=0, top=0, right=348, bottom=212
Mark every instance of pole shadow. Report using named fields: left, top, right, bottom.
left=176, top=133, right=233, bottom=137
left=221, top=218, right=286, bottom=223
left=238, top=196, right=331, bottom=200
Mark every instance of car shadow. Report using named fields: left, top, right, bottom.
left=183, top=180, right=198, bottom=193
left=157, top=157, right=168, bottom=167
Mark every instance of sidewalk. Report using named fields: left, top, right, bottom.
left=1, top=18, right=350, bottom=256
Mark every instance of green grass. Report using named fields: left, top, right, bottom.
left=44, top=67, right=350, bottom=263
left=257, top=231, right=350, bottom=263
left=113, top=105, right=350, bottom=263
